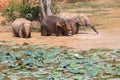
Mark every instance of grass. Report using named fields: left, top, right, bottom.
left=0, top=40, right=11, bottom=43
left=105, top=15, right=120, bottom=19
left=57, top=2, right=120, bottom=12
left=73, top=9, right=108, bottom=13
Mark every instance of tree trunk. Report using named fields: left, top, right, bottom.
left=46, top=0, right=52, bottom=16
left=40, top=0, right=46, bottom=18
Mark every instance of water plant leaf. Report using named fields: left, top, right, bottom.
left=9, top=76, right=20, bottom=80
left=0, top=45, right=119, bottom=79
left=0, top=74, right=4, bottom=80
left=72, top=75, right=84, bottom=80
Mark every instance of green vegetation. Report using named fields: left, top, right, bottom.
left=1, top=0, right=19, bottom=21
left=0, top=40, right=11, bottom=43
left=19, top=4, right=40, bottom=21
left=58, top=2, right=120, bottom=12
left=0, top=45, right=120, bottom=80
left=51, top=1, right=60, bottom=14
left=1, top=0, right=60, bottom=22
left=1, top=0, right=40, bottom=21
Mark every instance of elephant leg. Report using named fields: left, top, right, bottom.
left=62, top=32, right=68, bottom=36
left=61, top=29, right=69, bottom=36
left=41, top=25, right=47, bottom=36
left=41, top=31, right=47, bottom=36
left=46, top=34, right=51, bottom=36
left=25, top=33, right=30, bottom=38
left=29, top=32, right=31, bottom=37
left=12, top=27, right=19, bottom=37
left=56, top=27, right=65, bottom=36
left=71, top=23, right=78, bottom=35
left=76, top=24, right=80, bottom=34
left=56, top=29, right=60, bottom=36
left=56, top=26, right=60, bottom=36
left=62, top=29, right=69, bottom=36
left=12, top=27, right=16, bottom=37
left=71, top=27, right=77, bottom=35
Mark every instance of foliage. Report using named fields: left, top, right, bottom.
left=51, top=1, right=60, bottom=14
left=19, top=4, right=40, bottom=21
left=55, top=0, right=96, bottom=3
left=1, top=0, right=60, bottom=21
left=1, top=0, right=40, bottom=21
left=1, top=0, right=19, bottom=21
left=0, top=45, right=120, bottom=80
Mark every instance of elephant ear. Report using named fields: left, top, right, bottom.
left=56, top=20, right=62, bottom=27
left=56, top=19, right=65, bottom=27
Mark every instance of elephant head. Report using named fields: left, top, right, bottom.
left=73, top=15, right=99, bottom=34
left=56, top=19, right=71, bottom=36
left=12, top=18, right=33, bottom=38
left=21, top=22, right=33, bottom=38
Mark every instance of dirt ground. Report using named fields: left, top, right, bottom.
left=0, top=8, right=120, bottom=50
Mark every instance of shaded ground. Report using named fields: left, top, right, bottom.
left=0, top=5, right=120, bottom=50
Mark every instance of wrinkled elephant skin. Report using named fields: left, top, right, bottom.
left=12, top=18, right=33, bottom=38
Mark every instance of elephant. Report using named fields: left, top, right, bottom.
left=40, top=15, right=71, bottom=36
left=71, top=14, right=99, bottom=34
left=57, top=13, right=99, bottom=35
left=12, top=18, right=33, bottom=38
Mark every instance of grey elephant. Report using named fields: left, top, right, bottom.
left=57, top=13, right=99, bottom=35
left=12, top=18, right=33, bottom=38
left=40, top=16, right=71, bottom=36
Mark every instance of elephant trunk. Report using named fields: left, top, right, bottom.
left=24, top=24, right=32, bottom=38
left=90, top=25, right=99, bottom=34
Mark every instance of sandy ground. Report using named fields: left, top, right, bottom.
left=0, top=8, right=120, bottom=50
left=0, top=26, right=120, bottom=50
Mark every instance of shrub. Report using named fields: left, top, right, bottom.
left=51, top=1, right=60, bottom=14
left=1, top=0, right=19, bottom=21
left=1, top=0, right=41, bottom=21
left=1, top=0, right=60, bottom=22
left=19, top=4, right=40, bottom=21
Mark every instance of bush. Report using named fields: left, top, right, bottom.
left=1, top=0, right=19, bottom=21
left=19, top=4, right=40, bottom=21
left=1, top=0, right=41, bottom=21
left=51, top=1, right=60, bottom=14
left=1, top=0, right=60, bottom=22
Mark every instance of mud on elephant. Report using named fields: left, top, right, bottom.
left=40, top=16, right=71, bottom=36
left=12, top=18, right=33, bottom=38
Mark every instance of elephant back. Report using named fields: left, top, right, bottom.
left=12, top=18, right=31, bottom=27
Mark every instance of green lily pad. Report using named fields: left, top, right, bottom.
left=72, top=75, right=84, bottom=80
left=0, top=74, right=4, bottom=80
